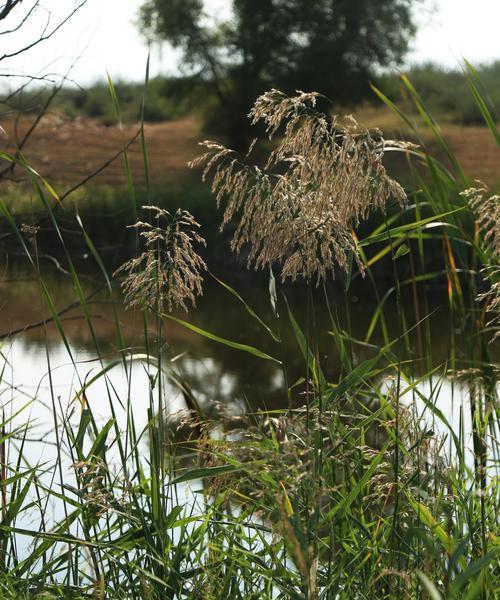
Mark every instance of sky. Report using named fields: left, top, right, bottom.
left=0, top=0, right=499, bottom=87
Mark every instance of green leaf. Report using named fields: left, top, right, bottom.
left=463, top=60, right=500, bottom=146
left=75, top=408, right=92, bottom=455
left=325, top=442, right=389, bottom=521
left=88, top=419, right=115, bottom=459
left=394, top=243, right=410, bottom=259
left=360, top=208, right=466, bottom=246
left=171, top=464, right=243, bottom=485
left=213, top=274, right=280, bottom=342
left=452, top=547, right=500, bottom=595
left=163, top=315, right=281, bottom=364
left=326, top=355, right=381, bottom=400
left=286, top=300, right=327, bottom=391
left=408, top=496, right=466, bottom=569
left=417, top=572, right=442, bottom=600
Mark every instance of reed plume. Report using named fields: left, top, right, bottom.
left=115, top=206, right=206, bottom=313
left=462, top=183, right=500, bottom=341
left=463, top=183, right=500, bottom=256
left=191, top=89, right=407, bottom=283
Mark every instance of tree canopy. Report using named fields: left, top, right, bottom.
left=140, top=0, right=419, bottom=142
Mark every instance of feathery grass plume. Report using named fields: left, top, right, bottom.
left=191, top=89, right=407, bottom=283
left=200, top=399, right=445, bottom=551
left=115, top=206, right=206, bottom=313
left=73, top=457, right=115, bottom=517
left=462, top=183, right=500, bottom=256
left=462, top=183, right=500, bottom=341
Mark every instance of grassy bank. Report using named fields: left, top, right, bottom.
left=0, top=69, right=498, bottom=598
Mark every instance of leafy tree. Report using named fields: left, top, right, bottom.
left=140, top=0, right=419, bottom=143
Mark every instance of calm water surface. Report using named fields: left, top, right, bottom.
left=1, top=263, right=495, bottom=564
left=1, top=265, right=484, bottom=443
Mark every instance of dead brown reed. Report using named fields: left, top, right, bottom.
left=191, top=89, right=407, bottom=284
left=115, top=205, right=206, bottom=313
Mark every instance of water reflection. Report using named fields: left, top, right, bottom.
left=1, top=264, right=496, bottom=449
left=2, top=263, right=496, bottom=569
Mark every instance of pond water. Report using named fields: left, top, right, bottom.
left=1, top=264, right=487, bottom=446
left=1, top=262, right=497, bottom=567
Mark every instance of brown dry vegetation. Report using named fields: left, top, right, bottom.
left=0, top=107, right=498, bottom=190
left=355, top=105, right=499, bottom=187
left=0, top=114, right=201, bottom=188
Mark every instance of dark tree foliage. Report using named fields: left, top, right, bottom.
left=140, top=0, right=418, bottom=143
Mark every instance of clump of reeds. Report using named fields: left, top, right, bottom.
left=2, top=71, right=499, bottom=599
left=200, top=396, right=442, bottom=518
left=191, top=89, right=408, bottom=283
left=115, top=205, right=206, bottom=313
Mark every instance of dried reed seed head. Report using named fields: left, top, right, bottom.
left=73, top=457, right=115, bottom=516
left=114, top=206, right=206, bottom=313
left=462, top=183, right=500, bottom=258
left=20, top=223, right=39, bottom=236
left=192, top=89, right=408, bottom=284
left=203, top=402, right=441, bottom=515
left=480, top=273, right=500, bottom=343
left=462, top=183, right=500, bottom=342
left=249, top=89, right=321, bottom=135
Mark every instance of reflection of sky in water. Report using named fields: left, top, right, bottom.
left=0, top=322, right=495, bottom=567
left=1, top=337, right=209, bottom=563
left=1, top=334, right=482, bottom=468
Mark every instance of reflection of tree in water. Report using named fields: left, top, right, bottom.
left=4, top=265, right=488, bottom=428
left=170, top=352, right=285, bottom=422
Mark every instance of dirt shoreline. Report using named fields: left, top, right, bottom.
left=0, top=111, right=498, bottom=189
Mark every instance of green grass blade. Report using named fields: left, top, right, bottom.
left=164, top=315, right=281, bottom=364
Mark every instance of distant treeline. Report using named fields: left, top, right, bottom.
left=2, top=61, right=499, bottom=127
left=1, top=75, right=209, bottom=125
left=377, top=61, right=500, bottom=125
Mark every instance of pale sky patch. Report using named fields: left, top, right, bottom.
left=407, top=0, right=500, bottom=67
left=0, top=0, right=498, bottom=89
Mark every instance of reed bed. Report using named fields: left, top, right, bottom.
left=0, top=65, right=498, bottom=599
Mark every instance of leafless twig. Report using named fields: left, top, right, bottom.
left=0, top=286, right=106, bottom=341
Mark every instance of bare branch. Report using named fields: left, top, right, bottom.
left=0, top=1, right=87, bottom=63
left=0, top=1, right=38, bottom=33
left=0, top=1, right=25, bottom=23
left=0, top=129, right=142, bottom=247
left=0, top=288, right=106, bottom=341
left=58, top=129, right=141, bottom=204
